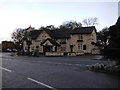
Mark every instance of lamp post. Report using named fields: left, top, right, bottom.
left=26, top=37, right=32, bottom=56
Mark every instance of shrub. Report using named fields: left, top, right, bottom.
left=101, top=48, right=120, bottom=60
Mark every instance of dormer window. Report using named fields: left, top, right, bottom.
left=61, top=39, right=66, bottom=42
left=60, top=39, right=66, bottom=44
left=77, top=35, right=83, bottom=42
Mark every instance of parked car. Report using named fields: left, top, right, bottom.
left=12, top=49, right=17, bottom=52
left=6, top=48, right=12, bottom=52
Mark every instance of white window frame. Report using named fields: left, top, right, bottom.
left=31, top=46, right=34, bottom=51
left=78, top=43, right=83, bottom=50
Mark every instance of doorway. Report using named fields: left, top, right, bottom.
left=43, top=46, right=52, bottom=53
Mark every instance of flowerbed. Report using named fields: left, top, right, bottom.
left=89, top=63, right=120, bottom=75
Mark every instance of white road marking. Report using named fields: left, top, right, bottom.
left=63, top=63, right=73, bottom=66
left=85, top=65, right=91, bottom=66
left=74, top=64, right=82, bottom=66
left=27, top=77, right=58, bottom=90
left=31, top=60, right=91, bottom=67
left=3, top=59, right=12, bottom=61
left=0, top=66, right=12, bottom=72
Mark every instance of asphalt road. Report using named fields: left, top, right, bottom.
left=1, top=53, right=119, bottom=89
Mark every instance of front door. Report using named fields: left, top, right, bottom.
left=43, top=46, right=52, bottom=53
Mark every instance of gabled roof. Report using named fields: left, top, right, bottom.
left=41, top=38, right=60, bottom=46
left=70, top=26, right=96, bottom=34
left=25, top=26, right=96, bottom=40
left=27, top=30, right=42, bottom=39
left=45, top=29, right=71, bottom=39
left=24, top=26, right=34, bottom=30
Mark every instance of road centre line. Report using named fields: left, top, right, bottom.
left=74, top=64, right=82, bottom=66
left=3, top=59, right=12, bottom=61
left=85, top=65, right=91, bottom=66
left=0, top=66, right=12, bottom=72
left=2, top=57, right=91, bottom=67
left=4, top=58, right=91, bottom=67
left=27, top=77, right=58, bottom=90
left=31, top=60, right=91, bottom=67
left=46, top=62, right=91, bottom=67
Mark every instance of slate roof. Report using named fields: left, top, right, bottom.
left=41, top=38, right=60, bottom=46
left=70, top=26, right=96, bottom=34
left=45, top=29, right=71, bottom=39
left=26, top=26, right=96, bottom=40
left=26, top=30, right=42, bottom=39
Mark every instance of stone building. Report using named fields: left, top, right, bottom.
left=23, top=26, right=100, bottom=56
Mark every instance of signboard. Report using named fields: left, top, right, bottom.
left=35, top=40, right=42, bottom=42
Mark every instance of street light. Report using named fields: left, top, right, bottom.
left=26, top=37, right=32, bottom=56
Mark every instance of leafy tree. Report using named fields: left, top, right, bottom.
left=98, top=17, right=120, bottom=48
left=108, top=17, right=120, bottom=48
left=101, top=17, right=120, bottom=61
left=82, top=17, right=98, bottom=26
left=97, top=27, right=109, bottom=47
left=108, top=25, right=119, bottom=48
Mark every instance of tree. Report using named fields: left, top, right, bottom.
left=98, top=17, right=120, bottom=48
left=108, top=19, right=120, bottom=48
left=39, top=25, right=57, bottom=30
left=97, top=27, right=109, bottom=47
left=11, top=28, right=27, bottom=50
left=11, top=28, right=25, bottom=42
left=59, top=20, right=82, bottom=29
left=101, top=17, right=120, bottom=61
left=46, top=25, right=55, bottom=30
left=82, top=17, right=98, bottom=26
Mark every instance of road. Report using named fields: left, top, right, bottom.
left=0, top=53, right=119, bottom=89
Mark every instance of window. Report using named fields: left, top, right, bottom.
left=60, top=39, right=66, bottom=44
left=24, top=46, right=28, bottom=52
left=61, top=47, right=66, bottom=52
left=61, top=39, right=66, bottom=42
left=31, top=46, right=34, bottom=51
left=78, top=35, right=83, bottom=40
left=91, top=34, right=94, bottom=40
left=78, top=43, right=83, bottom=50
left=25, top=46, right=27, bottom=50
left=83, top=45, right=86, bottom=50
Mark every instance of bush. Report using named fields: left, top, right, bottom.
left=101, top=48, right=120, bottom=59
left=89, top=63, right=120, bottom=74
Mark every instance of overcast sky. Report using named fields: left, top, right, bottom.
left=0, top=0, right=119, bottom=43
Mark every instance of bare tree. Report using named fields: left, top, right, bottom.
left=11, top=28, right=27, bottom=50
left=11, top=28, right=26, bottom=43
left=82, top=17, right=98, bottom=26
left=59, top=20, right=82, bottom=29
left=46, top=25, right=55, bottom=30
